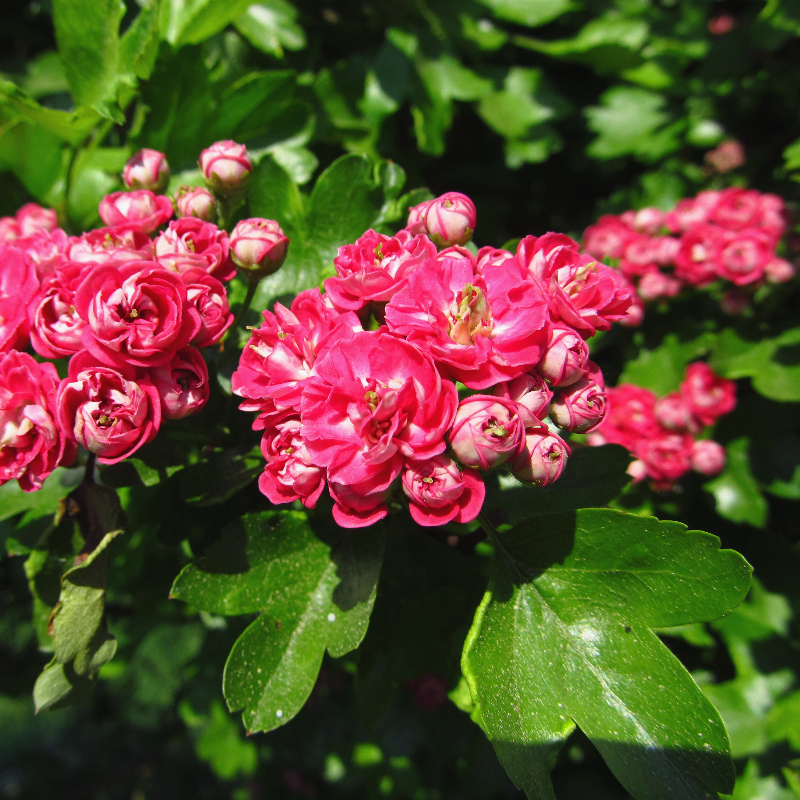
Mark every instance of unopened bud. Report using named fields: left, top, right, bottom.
left=123, top=148, right=170, bottom=193
left=199, top=140, right=252, bottom=196
left=230, top=218, right=289, bottom=279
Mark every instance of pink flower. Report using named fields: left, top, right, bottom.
left=510, top=426, right=570, bottom=486
left=150, top=347, right=209, bottom=419
left=29, top=261, right=95, bottom=359
left=714, top=229, right=773, bottom=286
left=449, top=395, right=525, bottom=470
left=765, top=258, right=795, bottom=283
left=691, top=440, right=726, bottom=475
left=0, top=246, right=39, bottom=354
left=475, top=246, right=516, bottom=273
left=123, top=148, right=170, bottom=194
left=199, top=140, right=252, bottom=194
left=16, top=203, right=58, bottom=237
left=654, top=392, right=700, bottom=433
left=0, top=350, right=75, bottom=491
left=232, top=288, right=362, bottom=421
left=635, top=433, right=694, bottom=485
left=549, top=362, right=606, bottom=433
left=665, top=191, right=720, bottom=233
left=65, top=226, right=154, bottom=264
left=325, top=229, right=436, bottom=315
left=422, top=192, right=476, bottom=248
left=705, top=140, right=745, bottom=173
left=174, top=185, right=217, bottom=222
left=301, top=331, right=458, bottom=521
left=594, top=385, right=660, bottom=449
left=401, top=455, right=484, bottom=526
left=711, top=187, right=764, bottom=231
left=13, top=228, right=70, bottom=280
left=57, top=352, right=161, bottom=464
left=230, top=218, right=289, bottom=278
left=0, top=217, right=20, bottom=243
left=258, top=412, right=326, bottom=509
left=154, top=218, right=235, bottom=281
left=75, top=262, right=201, bottom=369
left=637, top=271, right=682, bottom=301
left=181, top=268, right=234, bottom=348
left=536, top=325, right=590, bottom=387
left=674, top=224, right=724, bottom=286
left=492, top=372, right=553, bottom=426
left=583, top=215, right=637, bottom=261
left=680, top=363, right=736, bottom=426
left=516, top=234, right=633, bottom=337
left=385, top=256, right=549, bottom=389
left=98, top=190, right=173, bottom=234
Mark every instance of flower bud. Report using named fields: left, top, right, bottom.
left=536, top=325, right=590, bottom=387
left=230, top=218, right=289, bottom=279
left=449, top=395, right=525, bottom=470
left=510, top=427, right=570, bottom=486
left=174, top=185, right=217, bottom=222
left=199, top=140, right=252, bottom=196
left=492, top=372, right=552, bottom=426
left=123, top=148, right=170, bottom=194
left=423, top=192, right=476, bottom=248
left=690, top=440, right=726, bottom=476
left=549, top=361, right=606, bottom=433
left=405, top=199, right=433, bottom=235
left=765, top=258, right=795, bottom=284
left=654, top=392, right=698, bottom=433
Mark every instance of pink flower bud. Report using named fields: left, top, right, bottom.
left=765, top=258, right=795, bottom=284
left=619, top=294, right=645, bottom=327
left=536, top=325, right=590, bottom=387
left=492, top=372, right=553, bottom=426
left=705, top=140, right=745, bottom=173
left=637, top=271, right=682, bottom=301
left=549, top=362, right=606, bottom=433
left=631, top=207, right=664, bottom=235
left=230, top=218, right=289, bottom=279
left=680, top=363, right=736, bottom=426
left=174, top=185, right=217, bottom=222
left=406, top=199, right=433, bottom=235
left=690, top=440, right=726, bottom=475
left=123, top=148, right=170, bottom=194
left=510, top=427, right=570, bottom=486
left=449, top=395, right=525, bottom=470
left=150, top=347, right=209, bottom=420
left=199, top=140, right=252, bottom=195
left=627, top=458, right=648, bottom=483
left=98, top=190, right=173, bottom=234
left=423, top=192, right=476, bottom=248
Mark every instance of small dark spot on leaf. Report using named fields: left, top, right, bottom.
left=624, top=625, right=632, bottom=633
left=275, top=620, right=282, bottom=630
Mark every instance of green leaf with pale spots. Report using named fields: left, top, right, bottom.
left=171, top=511, right=384, bottom=733
left=462, top=508, right=751, bottom=800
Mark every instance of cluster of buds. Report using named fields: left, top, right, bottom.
left=583, top=187, right=793, bottom=318
left=0, top=142, right=288, bottom=492
left=233, top=193, right=637, bottom=528
left=587, top=363, right=736, bottom=490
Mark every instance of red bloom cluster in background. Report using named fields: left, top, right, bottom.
left=0, top=142, right=286, bottom=492
left=583, top=187, right=794, bottom=314
left=587, top=363, right=736, bottom=489
left=234, top=194, right=636, bottom=528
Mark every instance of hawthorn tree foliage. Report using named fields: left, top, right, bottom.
left=1, top=1, right=800, bottom=799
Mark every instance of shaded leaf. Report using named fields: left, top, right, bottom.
left=705, top=438, right=768, bottom=529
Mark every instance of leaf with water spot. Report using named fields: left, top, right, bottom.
left=462, top=508, right=751, bottom=800
left=171, top=510, right=384, bottom=732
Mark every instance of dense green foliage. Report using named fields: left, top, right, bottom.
left=2, top=1, right=800, bottom=799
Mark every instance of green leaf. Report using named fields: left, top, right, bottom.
left=619, top=332, right=716, bottom=395
left=172, top=511, right=385, bottom=732
left=488, top=445, right=631, bottom=524
left=51, top=530, right=121, bottom=664
left=189, top=699, right=258, bottom=780
left=248, top=154, right=306, bottom=241
left=178, top=449, right=262, bottom=506
left=473, top=0, right=572, bottom=28
left=462, top=509, right=751, bottom=800
left=586, top=86, right=680, bottom=162
left=705, top=438, right=768, bottom=529
left=52, top=0, right=126, bottom=116
left=119, top=3, right=162, bottom=83
left=234, top=1, right=306, bottom=58
left=0, top=467, right=81, bottom=526
left=161, top=0, right=255, bottom=46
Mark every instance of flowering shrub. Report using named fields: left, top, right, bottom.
left=583, top=188, right=794, bottom=311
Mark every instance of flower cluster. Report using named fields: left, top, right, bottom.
left=583, top=188, right=793, bottom=315
left=0, top=141, right=281, bottom=492
left=587, top=363, right=736, bottom=489
left=234, top=195, right=635, bottom=528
